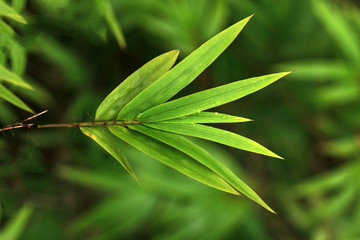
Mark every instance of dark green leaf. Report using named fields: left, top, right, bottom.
left=118, top=16, right=252, bottom=120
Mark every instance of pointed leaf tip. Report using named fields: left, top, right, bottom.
left=118, top=15, right=252, bottom=120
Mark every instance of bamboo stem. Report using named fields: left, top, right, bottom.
left=0, top=110, right=142, bottom=132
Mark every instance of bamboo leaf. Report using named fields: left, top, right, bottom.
left=96, top=50, right=179, bottom=120
left=95, top=0, right=126, bottom=49
left=80, top=127, right=138, bottom=183
left=158, top=112, right=251, bottom=123
left=312, top=0, right=360, bottom=64
left=11, top=0, right=27, bottom=13
left=0, top=204, right=33, bottom=240
left=139, top=72, right=290, bottom=122
left=9, top=40, right=26, bottom=76
left=0, top=83, right=33, bottom=113
left=144, top=122, right=282, bottom=159
left=0, top=0, right=27, bottom=24
left=129, top=124, right=274, bottom=212
left=109, top=125, right=239, bottom=195
left=0, top=65, right=32, bottom=90
left=277, top=61, right=350, bottom=81
left=0, top=19, right=14, bottom=35
left=118, top=16, right=252, bottom=120
left=101, top=0, right=127, bottom=49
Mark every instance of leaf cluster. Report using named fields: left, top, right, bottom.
left=81, top=16, right=290, bottom=212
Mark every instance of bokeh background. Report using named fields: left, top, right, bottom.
left=1, top=0, right=360, bottom=239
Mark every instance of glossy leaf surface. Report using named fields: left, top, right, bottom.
left=140, top=72, right=290, bottom=122
left=145, top=122, right=282, bottom=159
left=80, top=127, right=138, bottom=182
left=109, top=125, right=239, bottom=195
left=118, top=16, right=252, bottom=120
left=158, top=112, right=251, bottom=123
left=130, top=124, right=274, bottom=212
left=96, top=50, right=179, bottom=120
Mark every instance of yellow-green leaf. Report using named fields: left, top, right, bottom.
left=96, top=50, right=179, bottom=120
left=130, top=124, right=274, bottom=212
left=0, top=0, right=27, bottom=24
left=80, top=127, right=138, bottom=183
left=158, top=112, right=251, bottom=123
left=0, top=83, right=33, bottom=113
left=118, top=16, right=252, bottom=120
left=139, top=72, right=290, bottom=122
left=0, top=204, right=33, bottom=240
left=109, top=125, right=239, bottom=195
left=144, top=122, right=282, bottom=159
left=0, top=65, right=32, bottom=90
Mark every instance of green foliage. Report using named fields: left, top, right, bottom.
left=95, top=0, right=127, bottom=49
left=95, top=50, right=179, bottom=121
left=1, top=0, right=360, bottom=239
left=0, top=83, right=32, bottom=112
left=118, top=16, right=252, bottom=120
left=0, top=204, right=33, bottom=240
left=80, top=16, right=289, bottom=212
left=139, top=72, right=290, bottom=122
left=0, top=0, right=26, bottom=24
left=0, top=0, right=34, bottom=113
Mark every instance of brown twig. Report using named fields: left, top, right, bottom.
left=0, top=110, right=141, bottom=133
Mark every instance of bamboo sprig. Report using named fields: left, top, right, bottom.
left=0, top=110, right=141, bottom=133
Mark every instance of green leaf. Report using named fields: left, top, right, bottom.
left=277, top=61, right=350, bottom=81
left=9, top=40, right=26, bottom=76
left=139, top=72, right=290, bottom=122
left=0, top=19, right=14, bottom=36
left=11, top=0, right=27, bottom=13
left=158, top=111, right=251, bottom=123
left=96, top=0, right=127, bottom=49
left=129, top=124, right=274, bottom=212
left=118, top=16, right=252, bottom=120
left=0, top=65, right=32, bottom=90
left=0, top=0, right=27, bottom=24
left=0, top=49, right=5, bottom=64
left=312, top=0, right=360, bottom=64
left=0, top=204, right=33, bottom=240
left=109, top=125, right=239, bottom=195
left=80, top=127, right=138, bottom=183
left=96, top=50, right=179, bottom=120
left=0, top=83, right=33, bottom=113
left=144, top=122, right=282, bottom=159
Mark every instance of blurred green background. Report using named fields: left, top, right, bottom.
left=1, top=0, right=360, bottom=239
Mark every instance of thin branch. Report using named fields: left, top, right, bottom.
left=0, top=110, right=141, bottom=133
